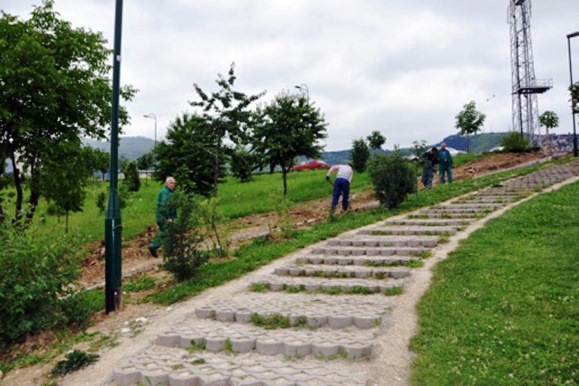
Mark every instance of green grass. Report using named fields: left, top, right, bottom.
left=410, top=180, right=579, bottom=385
left=146, top=157, right=567, bottom=305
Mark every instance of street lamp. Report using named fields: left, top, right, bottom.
left=294, top=83, right=309, bottom=100
left=567, top=31, right=579, bottom=157
left=143, top=113, right=157, bottom=148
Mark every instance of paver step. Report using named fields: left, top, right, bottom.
left=310, top=245, right=429, bottom=256
left=409, top=211, right=477, bottom=219
left=195, top=294, right=391, bottom=329
left=428, top=207, right=491, bottom=214
left=113, top=347, right=367, bottom=386
left=295, top=255, right=418, bottom=267
left=437, top=203, right=505, bottom=210
left=274, top=264, right=411, bottom=279
left=325, top=235, right=438, bottom=248
left=359, top=225, right=457, bottom=236
left=454, top=195, right=518, bottom=203
left=251, top=276, right=404, bottom=295
left=156, top=320, right=377, bottom=359
left=384, top=218, right=472, bottom=227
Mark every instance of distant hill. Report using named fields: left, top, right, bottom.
left=82, top=136, right=155, bottom=161
left=319, top=133, right=510, bottom=165
left=79, top=133, right=510, bottom=166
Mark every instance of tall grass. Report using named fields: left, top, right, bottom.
left=410, top=181, right=579, bottom=385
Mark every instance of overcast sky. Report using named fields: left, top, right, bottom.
left=3, top=1, right=579, bottom=151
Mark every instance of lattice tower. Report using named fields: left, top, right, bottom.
left=508, top=0, right=552, bottom=144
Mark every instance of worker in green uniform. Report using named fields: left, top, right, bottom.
left=148, top=176, right=176, bottom=257
left=438, top=143, right=454, bottom=183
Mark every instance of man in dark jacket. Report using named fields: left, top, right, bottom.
left=421, top=147, right=439, bottom=189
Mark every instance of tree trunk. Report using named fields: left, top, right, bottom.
left=10, top=154, right=24, bottom=225
left=281, top=167, right=288, bottom=196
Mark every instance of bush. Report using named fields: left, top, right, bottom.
left=501, top=132, right=531, bottom=152
left=95, top=191, right=106, bottom=214
left=350, top=138, right=371, bottom=173
left=161, top=191, right=209, bottom=281
left=368, top=153, right=416, bottom=209
left=230, top=149, right=255, bottom=183
left=124, top=161, right=141, bottom=192
left=0, top=224, right=87, bottom=349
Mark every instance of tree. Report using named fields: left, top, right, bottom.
left=189, top=63, right=264, bottom=196
left=0, top=1, right=136, bottom=225
left=230, top=147, right=255, bottom=183
left=88, top=148, right=110, bottom=181
left=251, top=92, right=327, bottom=196
left=367, top=131, right=386, bottom=153
left=350, top=138, right=371, bottom=172
left=455, top=101, right=486, bottom=153
left=570, top=82, right=579, bottom=115
left=38, top=143, right=94, bottom=232
left=539, top=111, right=559, bottom=154
left=124, top=161, right=141, bottom=192
left=153, top=113, right=225, bottom=197
left=136, top=152, right=155, bottom=176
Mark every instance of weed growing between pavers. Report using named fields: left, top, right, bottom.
left=187, top=339, right=206, bottom=353
left=250, top=313, right=310, bottom=329
left=383, top=287, right=404, bottom=296
left=250, top=283, right=268, bottom=292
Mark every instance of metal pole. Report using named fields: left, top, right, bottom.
left=568, top=32, right=579, bottom=157
left=105, top=0, right=124, bottom=314
left=294, top=83, right=309, bottom=100
left=144, top=113, right=157, bottom=148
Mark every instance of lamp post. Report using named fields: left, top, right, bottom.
left=294, top=83, right=309, bottom=100
left=143, top=113, right=157, bottom=148
left=105, top=0, right=124, bottom=314
left=567, top=31, right=579, bottom=157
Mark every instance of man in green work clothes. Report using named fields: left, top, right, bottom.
left=438, top=143, right=454, bottom=183
left=148, top=176, right=176, bottom=258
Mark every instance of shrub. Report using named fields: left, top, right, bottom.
left=124, top=161, right=141, bottom=192
left=95, top=191, right=106, bottom=213
left=0, top=224, right=87, bottom=349
left=368, top=153, right=416, bottom=209
left=501, top=132, right=531, bottom=152
left=161, top=191, right=209, bottom=281
left=230, top=149, right=255, bottom=183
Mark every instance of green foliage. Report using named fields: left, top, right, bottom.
left=252, top=91, right=328, bottom=196
left=50, top=350, right=99, bottom=376
left=161, top=191, right=210, bottom=281
left=0, top=1, right=135, bottom=225
left=538, top=111, right=559, bottom=131
left=569, top=82, right=579, bottom=114
left=190, top=62, right=265, bottom=196
left=411, top=181, right=579, bottom=385
left=501, top=132, right=531, bottom=153
left=95, top=192, right=106, bottom=214
left=87, top=148, right=109, bottom=181
left=136, top=151, right=154, bottom=171
left=124, top=161, right=141, bottom=192
left=367, top=131, right=386, bottom=151
left=350, top=138, right=371, bottom=172
left=230, top=148, right=255, bottom=183
left=455, top=101, right=486, bottom=153
left=153, top=113, right=223, bottom=197
left=368, top=153, right=416, bottom=209
left=0, top=223, right=87, bottom=348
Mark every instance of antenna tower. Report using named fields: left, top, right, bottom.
left=508, top=0, right=552, bottom=143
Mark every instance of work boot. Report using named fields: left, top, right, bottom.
left=147, top=245, right=158, bottom=258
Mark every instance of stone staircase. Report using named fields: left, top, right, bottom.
left=112, top=160, right=579, bottom=386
